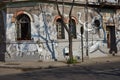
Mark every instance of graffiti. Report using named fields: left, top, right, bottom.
left=6, top=42, right=53, bottom=61
left=5, top=4, right=120, bottom=61
left=116, top=14, right=120, bottom=52
left=77, top=11, right=108, bottom=54
left=6, top=14, right=16, bottom=42
left=6, top=9, right=57, bottom=61
left=32, top=13, right=57, bottom=41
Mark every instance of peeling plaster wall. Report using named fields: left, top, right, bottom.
left=5, top=3, right=67, bottom=61
left=3, top=2, right=120, bottom=61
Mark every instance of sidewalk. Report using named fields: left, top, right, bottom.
left=0, top=55, right=120, bottom=70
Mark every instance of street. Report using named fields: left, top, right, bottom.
left=0, top=60, right=120, bottom=80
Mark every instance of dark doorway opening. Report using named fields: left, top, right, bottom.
left=106, top=26, right=117, bottom=54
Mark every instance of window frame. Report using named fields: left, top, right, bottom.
left=69, top=19, right=77, bottom=39
left=16, top=14, right=31, bottom=41
left=56, top=18, right=65, bottom=39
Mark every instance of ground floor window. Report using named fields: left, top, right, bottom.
left=16, top=14, right=31, bottom=40
left=69, top=19, right=77, bottom=39
left=56, top=18, right=65, bottom=39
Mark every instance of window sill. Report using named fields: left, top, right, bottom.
left=16, top=39, right=34, bottom=43
left=56, top=39, right=80, bottom=42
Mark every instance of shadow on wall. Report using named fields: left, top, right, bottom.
left=5, top=6, right=58, bottom=61
left=37, top=6, right=57, bottom=61
left=0, top=10, right=6, bottom=61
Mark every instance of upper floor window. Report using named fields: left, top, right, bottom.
left=16, top=14, right=31, bottom=40
left=56, top=18, right=65, bottom=39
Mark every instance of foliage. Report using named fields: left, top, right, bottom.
left=67, top=57, right=77, bottom=64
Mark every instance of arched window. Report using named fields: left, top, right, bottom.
left=56, top=18, right=65, bottom=39
left=69, top=19, right=77, bottom=39
left=16, top=14, right=31, bottom=40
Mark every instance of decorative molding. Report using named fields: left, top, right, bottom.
left=11, top=10, right=34, bottom=23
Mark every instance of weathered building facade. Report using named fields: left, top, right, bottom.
left=0, top=0, right=120, bottom=61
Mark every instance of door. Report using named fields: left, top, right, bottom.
left=106, top=26, right=117, bottom=54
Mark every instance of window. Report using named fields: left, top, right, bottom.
left=69, top=19, right=77, bottom=39
left=16, top=14, right=31, bottom=40
left=94, top=19, right=100, bottom=27
left=56, top=18, right=65, bottom=39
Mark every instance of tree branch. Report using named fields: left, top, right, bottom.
left=69, top=0, right=74, bottom=18
left=56, top=0, right=69, bottom=33
left=69, top=0, right=75, bottom=35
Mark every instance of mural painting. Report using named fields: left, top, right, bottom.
left=6, top=5, right=59, bottom=61
left=1, top=2, right=119, bottom=61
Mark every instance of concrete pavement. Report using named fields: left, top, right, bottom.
left=0, top=55, right=120, bottom=70
left=0, top=55, right=120, bottom=80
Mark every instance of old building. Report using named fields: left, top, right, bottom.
left=0, top=0, right=120, bottom=61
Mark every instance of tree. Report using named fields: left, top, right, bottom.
left=56, top=0, right=75, bottom=62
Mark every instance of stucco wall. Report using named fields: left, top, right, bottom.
left=3, top=2, right=120, bottom=61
